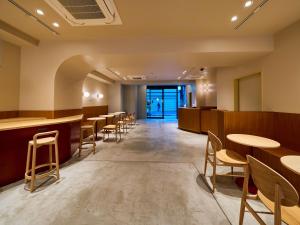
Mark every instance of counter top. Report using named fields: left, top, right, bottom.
left=0, top=115, right=83, bottom=131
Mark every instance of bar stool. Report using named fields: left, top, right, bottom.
left=79, top=120, right=96, bottom=156
left=25, top=130, right=59, bottom=192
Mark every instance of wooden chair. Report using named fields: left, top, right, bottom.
left=239, top=155, right=299, bottom=225
left=79, top=120, right=96, bottom=156
left=117, top=113, right=128, bottom=133
left=103, top=116, right=121, bottom=142
left=204, top=131, right=247, bottom=192
left=25, top=130, right=59, bottom=192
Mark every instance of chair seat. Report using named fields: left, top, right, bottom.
left=29, top=137, right=55, bottom=146
left=103, top=125, right=116, bottom=129
left=81, top=125, right=93, bottom=129
left=258, top=191, right=300, bottom=225
left=216, top=149, right=247, bottom=166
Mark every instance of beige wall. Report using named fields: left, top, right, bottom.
left=108, top=82, right=122, bottom=113
left=217, top=20, right=300, bottom=113
left=0, top=39, right=20, bottom=111
left=82, top=77, right=108, bottom=107
left=239, top=74, right=262, bottom=111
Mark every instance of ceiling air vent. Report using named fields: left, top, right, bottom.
left=45, top=0, right=122, bottom=26
left=127, top=75, right=146, bottom=80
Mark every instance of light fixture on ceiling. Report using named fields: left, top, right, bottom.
left=231, top=15, right=238, bottom=22
left=244, top=0, right=253, bottom=8
left=177, top=76, right=181, bottom=80
left=52, top=22, right=60, bottom=28
left=36, top=9, right=44, bottom=15
left=182, top=70, right=187, bottom=75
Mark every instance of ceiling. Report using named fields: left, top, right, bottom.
left=1, top=0, right=300, bottom=81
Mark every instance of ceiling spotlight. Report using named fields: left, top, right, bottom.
left=182, top=70, right=187, bottom=75
left=52, top=22, right=60, bottom=28
left=177, top=76, right=181, bottom=80
left=36, top=9, right=44, bottom=16
left=244, top=0, right=253, bottom=8
left=231, top=15, right=238, bottom=22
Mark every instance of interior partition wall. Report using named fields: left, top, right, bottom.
left=146, top=85, right=186, bottom=119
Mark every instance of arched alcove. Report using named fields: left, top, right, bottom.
left=54, top=55, right=95, bottom=110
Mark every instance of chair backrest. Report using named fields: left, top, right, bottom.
left=247, top=155, right=299, bottom=207
left=207, top=131, right=223, bottom=154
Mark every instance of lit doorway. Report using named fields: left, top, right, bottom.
left=146, top=85, right=186, bottom=119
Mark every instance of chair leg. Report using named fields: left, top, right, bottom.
left=204, top=152, right=208, bottom=176
left=30, top=146, right=37, bottom=192
left=239, top=197, right=246, bottom=225
left=25, top=144, right=31, bottom=183
left=239, top=165, right=249, bottom=225
left=231, top=166, right=234, bottom=175
left=274, top=184, right=282, bottom=225
left=212, top=162, right=217, bottom=193
left=92, top=129, right=96, bottom=154
left=54, top=141, right=60, bottom=180
left=79, top=129, right=83, bottom=157
left=49, top=144, right=53, bottom=170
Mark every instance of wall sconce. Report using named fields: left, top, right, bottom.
left=83, top=91, right=90, bottom=97
left=200, top=83, right=212, bottom=93
left=97, top=93, right=104, bottom=99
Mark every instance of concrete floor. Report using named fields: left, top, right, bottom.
left=0, top=119, right=276, bottom=225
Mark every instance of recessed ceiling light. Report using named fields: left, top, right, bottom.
left=52, top=22, right=60, bottom=28
left=182, top=70, right=187, bottom=75
left=244, top=0, right=253, bottom=8
left=177, top=76, right=181, bottom=80
left=231, top=15, right=238, bottom=22
left=36, top=9, right=44, bottom=15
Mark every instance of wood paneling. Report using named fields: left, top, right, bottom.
left=0, top=111, right=18, bottom=119
left=53, top=109, right=82, bottom=118
left=200, top=110, right=219, bottom=135
left=82, top=105, right=108, bottom=120
left=19, top=110, right=53, bottom=119
left=178, top=108, right=201, bottom=133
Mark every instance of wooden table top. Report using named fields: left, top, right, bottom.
left=87, top=117, right=106, bottom=121
left=227, top=134, right=280, bottom=148
left=280, top=155, right=300, bottom=175
left=100, top=115, right=114, bottom=118
left=0, top=115, right=83, bottom=131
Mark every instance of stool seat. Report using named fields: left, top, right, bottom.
left=103, top=124, right=116, bottom=129
left=29, top=137, right=55, bottom=146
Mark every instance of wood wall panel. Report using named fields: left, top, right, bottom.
left=53, top=109, right=83, bottom=118
left=0, top=111, right=18, bottom=119
left=200, top=110, right=219, bottom=135
left=18, top=110, right=53, bottom=119
left=82, top=105, right=108, bottom=120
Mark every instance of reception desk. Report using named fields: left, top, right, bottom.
left=0, top=115, right=82, bottom=187
left=178, top=107, right=217, bottom=133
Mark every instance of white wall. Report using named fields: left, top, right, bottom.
left=137, top=85, right=147, bottom=119
left=217, top=20, right=300, bottom=113
left=108, top=82, right=122, bottom=113
left=82, top=77, right=108, bottom=107
left=122, top=85, right=138, bottom=114
left=0, top=39, right=20, bottom=111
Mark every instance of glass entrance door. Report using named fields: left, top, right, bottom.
left=146, top=86, right=179, bottom=119
left=146, top=88, right=163, bottom=118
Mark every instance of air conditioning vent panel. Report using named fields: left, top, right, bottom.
left=127, top=75, right=146, bottom=80
left=45, top=0, right=122, bottom=26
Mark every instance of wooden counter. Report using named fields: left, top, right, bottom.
left=178, top=108, right=201, bottom=133
left=0, top=115, right=83, bottom=187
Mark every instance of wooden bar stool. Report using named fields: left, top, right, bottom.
left=25, top=130, right=59, bottom=192
left=79, top=120, right=96, bottom=156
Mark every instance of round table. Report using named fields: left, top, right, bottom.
left=227, top=134, right=280, bottom=193
left=100, top=115, right=114, bottom=125
left=280, top=155, right=300, bottom=175
left=87, top=117, right=106, bottom=139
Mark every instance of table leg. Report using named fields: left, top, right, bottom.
left=95, top=121, right=98, bottom=139
left=235, top=146, right=258, bottom=194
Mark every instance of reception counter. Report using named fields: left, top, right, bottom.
left=0, top=115, right=83, bottom=187
left=178, top=107, right=217, bottom=133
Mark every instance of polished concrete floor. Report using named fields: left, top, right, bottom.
left=0, top=120, right=275, bottom=225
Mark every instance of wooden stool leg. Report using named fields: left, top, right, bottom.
left=92, top=128, right=96, bottom=154
left=30, top=146, right=37, bottom=192
left=54, top=141, right=60, bottom=179
left=25, top=144, right=31, bottom=183
left=49, top=144, right=53, bottom=170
